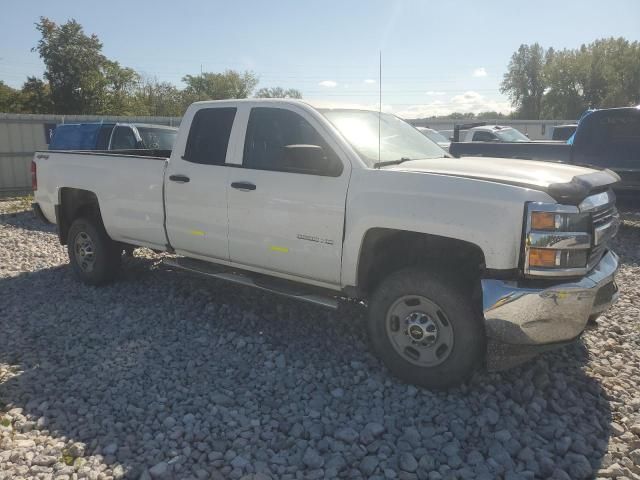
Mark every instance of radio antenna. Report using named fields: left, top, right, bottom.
left=377, top=50, right=382, bottom=167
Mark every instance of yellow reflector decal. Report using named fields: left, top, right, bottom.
left=190, top=230, right=205, bottom=236
left=270, top=246, right=289, bottom=253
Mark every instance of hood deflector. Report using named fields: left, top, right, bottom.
left=547, top=169, right=620, bottom=205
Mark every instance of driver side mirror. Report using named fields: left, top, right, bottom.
left=282, top=144, right=342, bottom=176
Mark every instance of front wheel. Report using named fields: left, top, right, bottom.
left=368, top=269, right=485, bottom=389
left=67, top=216, right=122, bottom=286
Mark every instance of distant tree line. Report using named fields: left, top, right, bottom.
left=0, top=18, right=301, bottom=116
left=416, top=111, right=510, bottom=121
left=501, top=38, right=640, bottom=119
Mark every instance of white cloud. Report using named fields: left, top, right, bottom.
left=426, top=91, right=445, bottom=96
left=318, top=80, right=338, bottom=88
left=395, top=91, right=512, bottom=119
left=472, top=67, right=487, bottom=77
left=364, top=79, right=376, bottom=84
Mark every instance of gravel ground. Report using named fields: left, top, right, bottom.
left=1, top=197, right=639, bottom=480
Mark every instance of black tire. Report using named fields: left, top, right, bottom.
left=67, top=216, right=122, bottom=286
left=368, top=268, right=485, bottom=389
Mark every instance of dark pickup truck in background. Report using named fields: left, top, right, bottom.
left=450, top=107, right=640, bottom=192
left=49, top=122, right=178, bottom=151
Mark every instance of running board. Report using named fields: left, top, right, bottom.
left=162, top=257, right=339, bottom=309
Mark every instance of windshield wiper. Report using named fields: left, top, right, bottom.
left=374, top=157, right=416, bottom=168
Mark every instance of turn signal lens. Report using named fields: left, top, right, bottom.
left=529, top=248, right=560, bottom=268
left=531, top=212, right=559, bottom=230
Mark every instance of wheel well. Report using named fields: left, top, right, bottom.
left=57, top=188, right=102, bottom=245
left=356, top=228, right=486, bottom=295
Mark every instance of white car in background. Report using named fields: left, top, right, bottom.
left=416, top=127, right=451, bottom=151
left=457, top=124, right=530, bottom=142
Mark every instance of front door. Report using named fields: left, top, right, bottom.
left=164, top=106, right=237, bottom=260
left=227, top=106, right=350, bottom=285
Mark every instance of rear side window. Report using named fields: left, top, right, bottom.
left=472, top=131, right=495, bottom=142
left=184, top=108, right=237, bottom=165
left=243, top=107, right=341, bottom=176
left=138, top=127, right=177, bottom=150
left=111, top=126, right=137, bottom=150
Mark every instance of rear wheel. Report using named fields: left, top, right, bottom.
left=67, top=217, right=121, bottom=285
left=368, top=268, right=485, bottom=389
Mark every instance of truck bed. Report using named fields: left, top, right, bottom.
left=34, top=149, right=169, bottom=250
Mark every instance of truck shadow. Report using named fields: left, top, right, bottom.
left=0, top=257, right=612, bottom=479
left=0, top=209, right=57, bottom=234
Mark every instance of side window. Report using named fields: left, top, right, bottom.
left=473, top=131, right=495, bottom=142
left=184, top=107, right=237, bottom=165
left=243, top=107, right=342, bottom=176
left=111, top=126, right=137, bottom=150
left=96, top=125, right=115, bottom=150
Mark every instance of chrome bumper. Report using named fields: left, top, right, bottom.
left=482, top=250, right=619, bottom=346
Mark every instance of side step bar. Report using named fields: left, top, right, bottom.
left=162, top=257, right=339, bottom=310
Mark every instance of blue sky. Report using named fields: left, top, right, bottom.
left=1, top=0, right=639, bottom=117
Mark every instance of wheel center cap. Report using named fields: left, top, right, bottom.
left=408, top=324, right=425, bottom=340
left=405, top=312, right=439, bottom=345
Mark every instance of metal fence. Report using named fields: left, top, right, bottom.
left=0, top=113, right=573, bottom=196
left=0, top=113, right=181, bottom=196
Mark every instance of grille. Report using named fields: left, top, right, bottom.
left=588, top=202, right=619, bottom=268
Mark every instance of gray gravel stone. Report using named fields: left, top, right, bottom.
left=399, top=452, right=418, bottom=472
left=149, top=461, right=169, bottom=479
left=302, top=448, right=324, bottom=469
left=335, top=427, right=359, bottom=443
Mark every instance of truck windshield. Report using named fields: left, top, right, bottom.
left=137, top=127, right=177, bottom=150
left=495, top=128, right=529, bottom=142
left=322, top=110, right=446, bottom=167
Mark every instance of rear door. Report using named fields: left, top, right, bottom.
left=164, top=107, right=238, bottom=260
left=226, top=105, right=350, bottom=285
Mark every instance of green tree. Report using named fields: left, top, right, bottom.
left=504, top=38, right=640, bottom=120
left=476, top=111, right=507, bottom=120
left=33, top=17, right=138, bottom=114
left=18, top=77, right=54, bottom=113
left=133, top=77, right=186, bottom=116
left=501, top=43, right=547, bottom=119
left=255, top=87, right=302, bottom=99
left=182, top=70, right=259, bottom=101
left=541, top=49, right=586, bottom=119
left=0, top=81, right=20, bottom=112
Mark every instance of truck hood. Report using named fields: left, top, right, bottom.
left=385, top=156, right=620, bottom=204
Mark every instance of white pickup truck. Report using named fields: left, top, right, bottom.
left=32, top=99, right=621, bottom=389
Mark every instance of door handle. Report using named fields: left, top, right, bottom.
left=231, top=181, right=256, bottom=191
left=169, top=174, right=190, bottom=183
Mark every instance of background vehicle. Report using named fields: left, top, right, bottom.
left=49, top=122, right=178, bottom=151
left=450, top=107, right=640, bottom=192
left=416, top=127, right=451, bottom=151
left=551, top=124, right=578, bottom=141
left=438, top=129, right=454, bottom=141
left=453, top=123, right=530, bottom=142
left=31, top=99, right=620, bottom=389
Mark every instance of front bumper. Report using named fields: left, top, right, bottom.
left=482, top=250, right=619, bottom=348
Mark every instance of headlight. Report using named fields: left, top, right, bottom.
left=524, top=203, right=591, bottom=277
left=524, top=192, right=618, bottom=278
